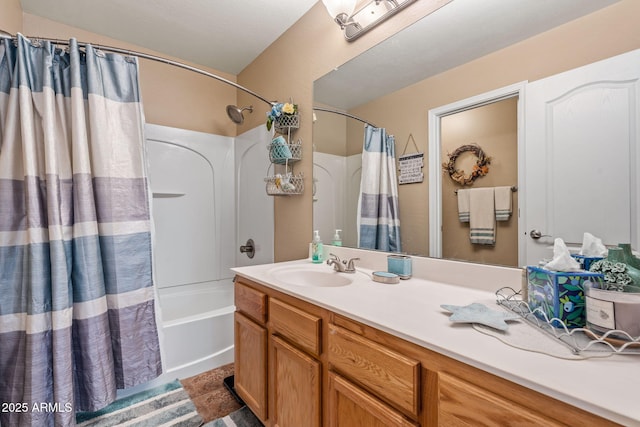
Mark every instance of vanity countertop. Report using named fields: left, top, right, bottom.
left=232, top=254, right=640, bottom=426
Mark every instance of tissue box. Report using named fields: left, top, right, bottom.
left=571, top=254, right=603, bottom=271
left=526, top=266, right=604, bottom=328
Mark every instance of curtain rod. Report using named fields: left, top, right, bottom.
left=312, top=106, right=378, bottom=128
left=0, top=30, right=275, bottom=107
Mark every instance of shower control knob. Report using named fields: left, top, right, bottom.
left=240, top=239, right=255, bottom=258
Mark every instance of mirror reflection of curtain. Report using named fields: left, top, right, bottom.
left=357, top=125, right=402, bottom=252
left=0, top=35, right=161, bottom=426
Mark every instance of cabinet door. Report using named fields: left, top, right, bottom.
left=438, top=372, right=561, bottom=426
left=234, top=312, right=268, bottom=422
left=271, top=335, right=321, bottom=427
left=328, top=372, right=418, bottom=427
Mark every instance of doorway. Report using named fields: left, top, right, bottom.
left=440, top=98, right=519, bottom=266
left=428, top=82, right=526, bottom=266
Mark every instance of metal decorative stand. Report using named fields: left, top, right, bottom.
left=265, top=101, right=303, bottom=196
left=495, top=287, right=640, bottom=355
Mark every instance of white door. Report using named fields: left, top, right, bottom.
left=523, top=49, right=640, bottom=266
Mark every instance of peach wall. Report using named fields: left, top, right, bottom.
left=0, top=0, right=22, bottom=34
left=313, top=107, right=347, bottom=157
left=17, top=14, right=237, bottom=136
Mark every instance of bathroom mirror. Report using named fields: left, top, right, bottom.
left=312, top=0, right=625, bottom=266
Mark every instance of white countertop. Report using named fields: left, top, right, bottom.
left=232, top=251, right=640, bottom=426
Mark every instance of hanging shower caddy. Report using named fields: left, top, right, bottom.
left=265, top=102, right=303, bottom=196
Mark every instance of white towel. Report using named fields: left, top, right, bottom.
left=469, top=188, right=496, bottom=245
left=494, top=186, right=512, bottom=221
left=457, top=189, right=470, bottom=223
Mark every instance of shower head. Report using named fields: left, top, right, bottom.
left=226, top=105, right=253, bottom=124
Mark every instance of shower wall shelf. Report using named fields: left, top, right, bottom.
left=495, top=287, right=640, bottom=355
left=264, top=170, right=304, bottom=196
left=268, top=138, right=302, bottom=164
left=265, top=109, right=303, bottom=196
left=274, top=114, right=300, bottom=133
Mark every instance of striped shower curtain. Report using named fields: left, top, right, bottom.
left=0, top=35, right=161, bottom=426
left=358, top=125, right=402, bottom=252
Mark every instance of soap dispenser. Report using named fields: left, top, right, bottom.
left=312, top=230, right=324, bottom=264
left=332, top=229, right=342, bottom=246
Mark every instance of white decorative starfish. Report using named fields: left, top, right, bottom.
left=441, top=303, right=520, bottom=331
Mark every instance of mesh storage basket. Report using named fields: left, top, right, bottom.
left=274, top=114, right=300, bottom=132
left=268, top=139, right=302, bottom=164
left=265, top=171, right=304, bottom=196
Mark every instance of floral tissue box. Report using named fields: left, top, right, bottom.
left=571, top=254, right=603, bottom=271
left=526, top=266, right=604, bottom=328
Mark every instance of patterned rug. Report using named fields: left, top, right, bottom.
left=202, top=406, right=263, bottom=427
left=76, top=380, right=202, bottom=427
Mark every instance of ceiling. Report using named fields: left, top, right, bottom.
left=18, top=0, right=619, bottom=100
left=19, top=0, right=318, bottom=75
left=314, top=0, right=619, bottom=110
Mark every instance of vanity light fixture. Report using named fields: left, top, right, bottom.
left=321, top=0, right=357, bottom=28
left=321, top=0, right=417, bottom=41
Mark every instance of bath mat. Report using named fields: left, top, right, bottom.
left=76, top=380, right=203, bottom=426
left=181, top=363, right=242, bottom=422
left=201, top=406, right=263, bottom=427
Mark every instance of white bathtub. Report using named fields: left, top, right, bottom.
left=116, top=279, right=235, bottom=399
left=158, top=279, right=235, bottom=380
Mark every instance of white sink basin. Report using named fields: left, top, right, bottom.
left=268, top=265, right=354, bottom=287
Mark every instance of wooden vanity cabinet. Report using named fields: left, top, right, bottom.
left=234, top=277, right=323, bottom=427
left=234, top=276, right=618, bottom=427
left=269, top=298, right=322, bottom=427
left=234, top=280, right=268, bottom=422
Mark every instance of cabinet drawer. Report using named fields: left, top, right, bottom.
left=438, top=372, right=561, bottom=426
left=328, top=323, right=420, bottom=418
left=235, top=280, right=267, bottom=324
left=270, top=298, right=322, bottom=356
left=328, top=372, right=418, bottom=427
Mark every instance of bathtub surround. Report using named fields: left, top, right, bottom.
left=144, top=123, right=273, bottom=384
left=0, top=35, right=161, bottom=426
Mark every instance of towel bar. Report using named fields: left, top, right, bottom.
left=454, top=186, right=517, bottom=194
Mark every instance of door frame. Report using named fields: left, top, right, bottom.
left=428, top=82, right=527, bottom=266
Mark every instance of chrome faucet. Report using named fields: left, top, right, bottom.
left=326, top=254, right=359, bottom=273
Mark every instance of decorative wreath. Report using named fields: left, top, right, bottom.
left=442, top=144, right=491, bottom=186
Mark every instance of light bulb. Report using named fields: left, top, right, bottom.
left=321, top=0, right=357, bottom=19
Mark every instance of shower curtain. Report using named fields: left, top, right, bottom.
left=358, top=125, right=402, bottom=252
left=0, top=35, right=161, bottom=427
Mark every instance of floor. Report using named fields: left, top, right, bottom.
left=180, top=363, right=243, bottom=423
